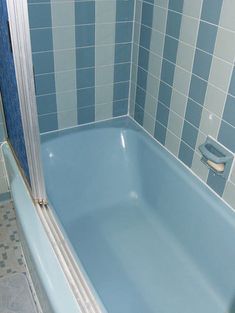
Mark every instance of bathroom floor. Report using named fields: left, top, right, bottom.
left=0, top=199, right=41, bottom=312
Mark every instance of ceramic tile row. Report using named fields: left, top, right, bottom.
left=130, top=0, right=235, bottom=209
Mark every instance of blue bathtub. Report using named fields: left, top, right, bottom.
left=40, top=116, right=235, bottom=313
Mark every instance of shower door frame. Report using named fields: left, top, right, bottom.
left=6, top=0, right=47, bottom=203
left=6, top=1, right=105, bottom=312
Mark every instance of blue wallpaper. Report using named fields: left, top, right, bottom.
left=0, top=0, right=30, bottom=182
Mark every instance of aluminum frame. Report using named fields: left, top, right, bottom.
left=6, top=0, right=47, bottom=203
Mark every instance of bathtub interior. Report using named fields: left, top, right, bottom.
left=41, top=117, right=235, bottom=313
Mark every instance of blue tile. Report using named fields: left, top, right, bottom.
left=192, top=49, right=212, bottom=80
left=115, top=22, right=133, bottom=43
left=113, top=82, right=129, bottom=101
left=36, top=94, right=57, bottom=115
left=207, top=170, right=226, bottom=196
left=116, top=0, right=134, bottom=22
left=77, top=87, right=95, bottom=108
left=158, top=82, right=172, bottom=107
left=35, top=73, right=55, bottom=95
left=39, top=113, right=58, bottom=133
left=114, top=43, right=131, bottom=63
left=166, top=11, right=182, bottom=39
left=179, top=141, right=194, bottom=167
left=75, top=25, right=95, bottom=47
left=134, top=104, right=144, bottom=126
left=30, top=28, right=53, bottom=52
left=163, top=36, right=179, bottom=63
left=138, top=47, right=150, bottom=70
left=228, top=67, right=235, bottom=97
left=218, top=121, right=235, bottom=153
left=28, top=3, right=52, bottom=28
left=161, top=59, right=175, bottom=86
left=0, top=192, right=11, bottom=202
left=113, top=99, right=128, bottom=117
left=140, top=25, right=152, bottom=50
left=114, top=63, right=131, bottom=82
left=141, top=2, right=154, bottom=27
left=196, top=21, right=218, bottom=54
left=185, top=99, right=203, bottom=128
left=32, top=52, right=54, bottom=74
left=76, top=68, right=95, bottom=89
left=201, top=0, right=223, bottom=25
left=137, top=67, right=148, bottom=90
left=222, top=95, right=235, bottom=127
left=77, top=106, right=95, bottom=125
left=135, top=86, right=146, bottom=109
left=154, top=121, right=166, bottom=145
left=156, top=102, right=169, bottom=127
left=168, top=0, right=184, bottom=13
left=75, top=1, right=95, bottom=25
left=76, top=47, right=95, bottom=69
left=181, top=121, right=198, bottom=149
left=189, top=75, right=207, bottom=105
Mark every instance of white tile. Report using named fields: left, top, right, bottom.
left=176, top=42, right=195, bottom=72
left=143, top=112, right=155, bottom=136
left=144, top=93, right=158, bottom=117
left=95, top=45, right=115, bottom=66
left=204, top=84, right=227, bottom=117
left=208, top=57, right=233, bottom=92
left=167, top=110, right=184, bottom=137
left=149, top=30, right=165, bottom=57
left=191, top=151, right=209, bottom=182
left=148, top=52, right=162, bottom=78
left=152, top=6, right=168, bottom=33
left=95, top=102, right=113, bottom=121
left=58, top=109, right=77, bottom=129
left=56, top=90, right=77, bottom=112
left=223, top=181, right=235, bottom=209
left=165, top=130, right=180, bottom=157
left=53, top=49, right=76, bottom=72
left=95, top=65, right=115, bottom=86
left=179, top=15, right=199, bottom=46
left=95, top=84, right=114, bottom=105
left=95, top=1, right=116, bottom=24
left=170, top=89, right=188, bottom=116
left=51, top=2, right=75, bottom=27
left=95, top=24, right=116, bottom=45
left=145, top=74, right=159, bottom=99
left=219, top=0, right=235, bottom=32
left=199, top=108, right=221, bottom=139
left=182, top=0, right=203, bottom=18
left=55, top=70, right=76, bottom=92
left=173, top=66, right=191, bottom=96
left=213, top=28, right=235, bottom=64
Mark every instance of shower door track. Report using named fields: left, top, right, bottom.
left=36, top=203, right=105, bottom=313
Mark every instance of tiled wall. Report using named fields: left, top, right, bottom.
left=28, top=0, right=134, bottom=133
left=130, top=0, right=235, bottom=209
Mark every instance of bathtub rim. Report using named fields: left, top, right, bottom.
left=1, top=141, right=84, bottom=313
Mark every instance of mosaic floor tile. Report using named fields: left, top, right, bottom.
left=0, top=200, right=41, bottom=312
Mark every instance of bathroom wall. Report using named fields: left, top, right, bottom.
left=28, top=0, right=134, bottom=133
left=130, top=0, right=235, bottom=209
left=0, top=0, right=30, bottom=182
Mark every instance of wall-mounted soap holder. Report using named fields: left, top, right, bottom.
left=199, top=136, right=234, bottom=180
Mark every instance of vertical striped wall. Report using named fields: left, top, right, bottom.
left=28, top=0, right=134, bottom=133
left=130, top=0, right=235, bottom=210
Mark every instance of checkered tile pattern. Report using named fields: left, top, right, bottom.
left=130, top=0, right=235, bottom=208
left=28, top=0, right=134, bottom=132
